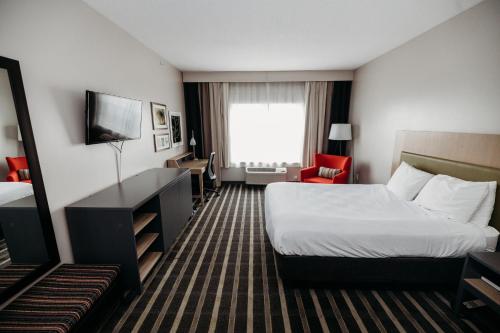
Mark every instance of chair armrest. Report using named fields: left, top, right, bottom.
left=6, top=171, right=19, bottom=182
left=332, top=170, right=349, bottom=184
left=300, top=166, right=318, bottom=180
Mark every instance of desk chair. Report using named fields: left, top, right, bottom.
left=204, top=152, right=220, bottom=200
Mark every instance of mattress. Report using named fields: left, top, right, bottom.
left=265, top=182, right=493, bottom=258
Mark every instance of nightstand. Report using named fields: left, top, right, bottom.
left=454, top=252, right=500, bottom=315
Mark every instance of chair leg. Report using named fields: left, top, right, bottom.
left=206, top=188, right=220, bottom=196
left=203, top=185, right=220, bottom=202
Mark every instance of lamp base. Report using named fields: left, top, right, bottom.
left=191, top=146, right=197, bottom=160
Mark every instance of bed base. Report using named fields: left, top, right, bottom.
left=274, top=250, right=464, bottom=289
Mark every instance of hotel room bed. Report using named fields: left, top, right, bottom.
left=266, top=183, right=497, bottom=258
left=265, top=152, right=500, bottom=286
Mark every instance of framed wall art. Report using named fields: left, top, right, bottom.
left=154, top=133, right=171, bottom=151
left=170, top=111, right=183, bottom=147
left=151, top=102, right=168, bottom=130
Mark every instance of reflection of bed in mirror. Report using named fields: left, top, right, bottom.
left=0, top=181, right=33, bottom=206
left=0, top=56, right=60, bottom=304
left=0, top=66, right=38, bottom=272
left=0, top=180, right=34, bottom=266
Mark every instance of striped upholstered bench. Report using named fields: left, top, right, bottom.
left=0, top=264, right=120, bottom=333
left=0, top=264, right=40, bottom=294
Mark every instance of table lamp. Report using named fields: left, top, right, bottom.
left=190, top=130, right=197, bottom=160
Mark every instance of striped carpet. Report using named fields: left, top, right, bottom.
left=105, top=184, right=494, bottom=333
left=0, top=239, right=11, bottom=268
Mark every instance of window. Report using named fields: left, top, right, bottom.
left=228, top=82, right=306, bottom=167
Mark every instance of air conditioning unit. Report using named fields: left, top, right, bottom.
left=245, top=167, right=287, bottom=185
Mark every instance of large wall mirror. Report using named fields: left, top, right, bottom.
left=0, top=56, right=59, bottom=304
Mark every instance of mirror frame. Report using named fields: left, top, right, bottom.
left=0, top=55, right=60, bottom=304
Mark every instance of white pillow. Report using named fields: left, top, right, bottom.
left=483, top=226, right=499, bottom=252
left=387, top=162, right=433, bottom=200
left=469, top=181, right=497, bottom=227
left=414, top=174, right=489, bottom=223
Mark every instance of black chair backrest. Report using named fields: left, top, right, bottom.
left=207, top=152, right=216, bottom=180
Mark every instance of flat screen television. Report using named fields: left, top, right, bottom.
left=86, top=91, right=142, bottom=145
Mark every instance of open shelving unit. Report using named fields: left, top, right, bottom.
left=454, top=252, right=500, bottom=317
left=139, top=251, right=163, bottom=281
left=136, top=232, right=159, bottom=259
left=66, top=168, right=193, bottom=293
left=464, top=278, right=500, bottom=309
left=133, top=212, right=162, bottom=282
left=133, top=213, right=157, bottom=235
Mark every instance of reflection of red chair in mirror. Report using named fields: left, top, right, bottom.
left=5, top=157, right=31, bottom=184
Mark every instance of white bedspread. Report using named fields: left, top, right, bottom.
left=0, top=182, right=34, bottom=206
left=265, top=182, right=490, bottom=258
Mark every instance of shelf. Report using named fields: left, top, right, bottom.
left=133, top=213, right=157, bottom=235
left=139, top=251, right=162, bottom=282
left=136, top=233, right=159, bottom=259
left=465, top=278, right=500, bottom=306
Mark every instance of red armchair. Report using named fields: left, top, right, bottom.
left=5, top=156, right=31, bottom=183
left=300, top=154, right=352, bottom=184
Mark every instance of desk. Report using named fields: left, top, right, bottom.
left=167, top=152, right=208, bottom=203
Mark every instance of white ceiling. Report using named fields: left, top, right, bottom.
left=83, top=0, right=482, bottom=71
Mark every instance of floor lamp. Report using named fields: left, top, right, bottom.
left=329, top=123, right=354, bottom=182
left=328, top=123, right=352, bottom=156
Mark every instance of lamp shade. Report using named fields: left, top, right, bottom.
left=328, top=123, right=352, bottom=141
left=189, top=130, right=196, bottom=146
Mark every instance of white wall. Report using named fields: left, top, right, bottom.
left=0, top=0, right=187, bottom=262
left=350, top=0, right=500, bottom=184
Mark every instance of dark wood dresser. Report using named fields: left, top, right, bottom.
left=66, top=168, right=192, bottom=292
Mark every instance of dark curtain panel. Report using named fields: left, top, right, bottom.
left=183, top=83, right=204, bottom=158
left=322, top=82, right=334, bottom=153
left=199, top=83, right=213, bottom=159
left=327, top=81, right=352, bottom=156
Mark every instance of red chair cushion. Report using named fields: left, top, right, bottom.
left=302, top=176, right=334, bottom=184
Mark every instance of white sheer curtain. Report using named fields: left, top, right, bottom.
left=228, top=82, right=306, bottom=167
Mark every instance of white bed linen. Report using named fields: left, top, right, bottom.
left=265, top=182, right=489, bottom=258
left=0, top=182, right=34, bottom=206
left=483, top=226, right=499, bottom=252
